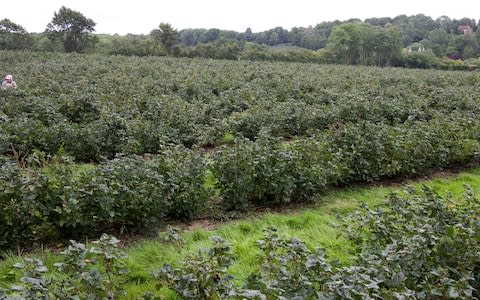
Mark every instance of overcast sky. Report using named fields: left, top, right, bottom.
left=3, top=0, right=480, bottom=35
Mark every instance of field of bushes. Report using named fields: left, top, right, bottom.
left=1, top=176, right=479, bottom=299
left=1, top=50, right=480, bottom=251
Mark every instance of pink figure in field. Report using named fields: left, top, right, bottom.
left=1, top=74, right=17, bottom=90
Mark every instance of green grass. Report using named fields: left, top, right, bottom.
left=1, top=167, right=480, bottom=299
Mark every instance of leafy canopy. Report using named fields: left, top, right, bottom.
left=46, top=6, right=97, bottom=53
left=0, top=19, right=27, bottom=34
left=151, top=22, right=178, bottom=55
left=0, top=19, right=32, bottom=50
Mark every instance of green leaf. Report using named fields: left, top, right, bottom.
left=10, top=285, right=24, bottom=291
left=12, top=263, right=24, bottom=269
left=448, top=287, right=459, bottom=298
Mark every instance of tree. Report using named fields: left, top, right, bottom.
left=426, top=29, right=450, bottom=56
left=151, top=23, right=178, bottom=55
left=447, top=34, right=479, bottom=59
left=372, top=27, right=402, bottom=66
left=0, top=19, right=33, bottom=50
left=199, top=28, right=220, bottom=43
left=365, top=17, right=393, bottom=27
left=357, top=23, right=376, bottom=64
left=46, top=6, right=97, bottom=53
left=244, top=28, right=254, bottom=42
left=178, top=29, right=205, bottom=46
left=107, top=34, right=163, bottom=56
left=326, top=23, right=402, bottom=66
left=327, top=23, right=363, bottom=64
left=0, top=18, right=27, bottom=34
left=32, top=33, right=63, bottom=52
left=265, top=27, right=288, bottom=46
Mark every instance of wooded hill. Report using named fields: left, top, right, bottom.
left=1, top=11, right=480, bottom=68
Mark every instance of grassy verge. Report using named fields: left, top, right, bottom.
left=1, top=167, right=479, bottom=299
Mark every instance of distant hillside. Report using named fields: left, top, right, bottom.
left=1, top=13, right=479, bottom=68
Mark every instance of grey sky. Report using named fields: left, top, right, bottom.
left=3, top=0, right=480, bottom=35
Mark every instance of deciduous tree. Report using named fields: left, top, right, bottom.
left=46, top=6, right=97, bottom=53
left=0, top=19, right=33, bottom=50
left=151, top=23, right=178, bottom=55
left=327, top=23, right=362, bottom=64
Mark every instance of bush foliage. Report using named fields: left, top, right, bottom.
left=156, top=187, right=480, bottom=299
left=1, top=51, right=480, bottom=250
left=3, top=187, right=477, bottom=299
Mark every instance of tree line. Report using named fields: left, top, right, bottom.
left=1, top=6, right=480, bottom=68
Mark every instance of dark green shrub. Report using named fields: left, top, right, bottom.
left=157, top=186, right=479, bottom=299
left=0, top=234, right=128, bottom=300
left=247, top=186, right=480, bottom=299
left=153, top=236, right=236, bottom=300
left=157, top=147, right=210, bottom=220
left=244, top=227, right=330, bottom=299
left=403, top=51, right=441, bottom=69
left=329, top=117, right=480, bottom=182
left=58, top=95, right=100, bottom=124
left=0, top=146, right=210, bottom=252
left=211, top=135, right=299, bottom=210
left=340, top=186, right=480, bottom=298
left=74, top=148, right=209, bottom=230
left=0, top=157, right=50, bottom=251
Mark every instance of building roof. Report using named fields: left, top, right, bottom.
left=458, top=25, right=473, bottom=34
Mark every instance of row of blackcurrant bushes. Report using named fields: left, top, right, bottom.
left=1, top=116, right=479, bottom=252
left=1, top=91, right=479, bottom=162
left=2, top=187, right=479, bottom=299
left=155, top=187, right=480, bottom=299
left=2, top=51, right=480, bottom=162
